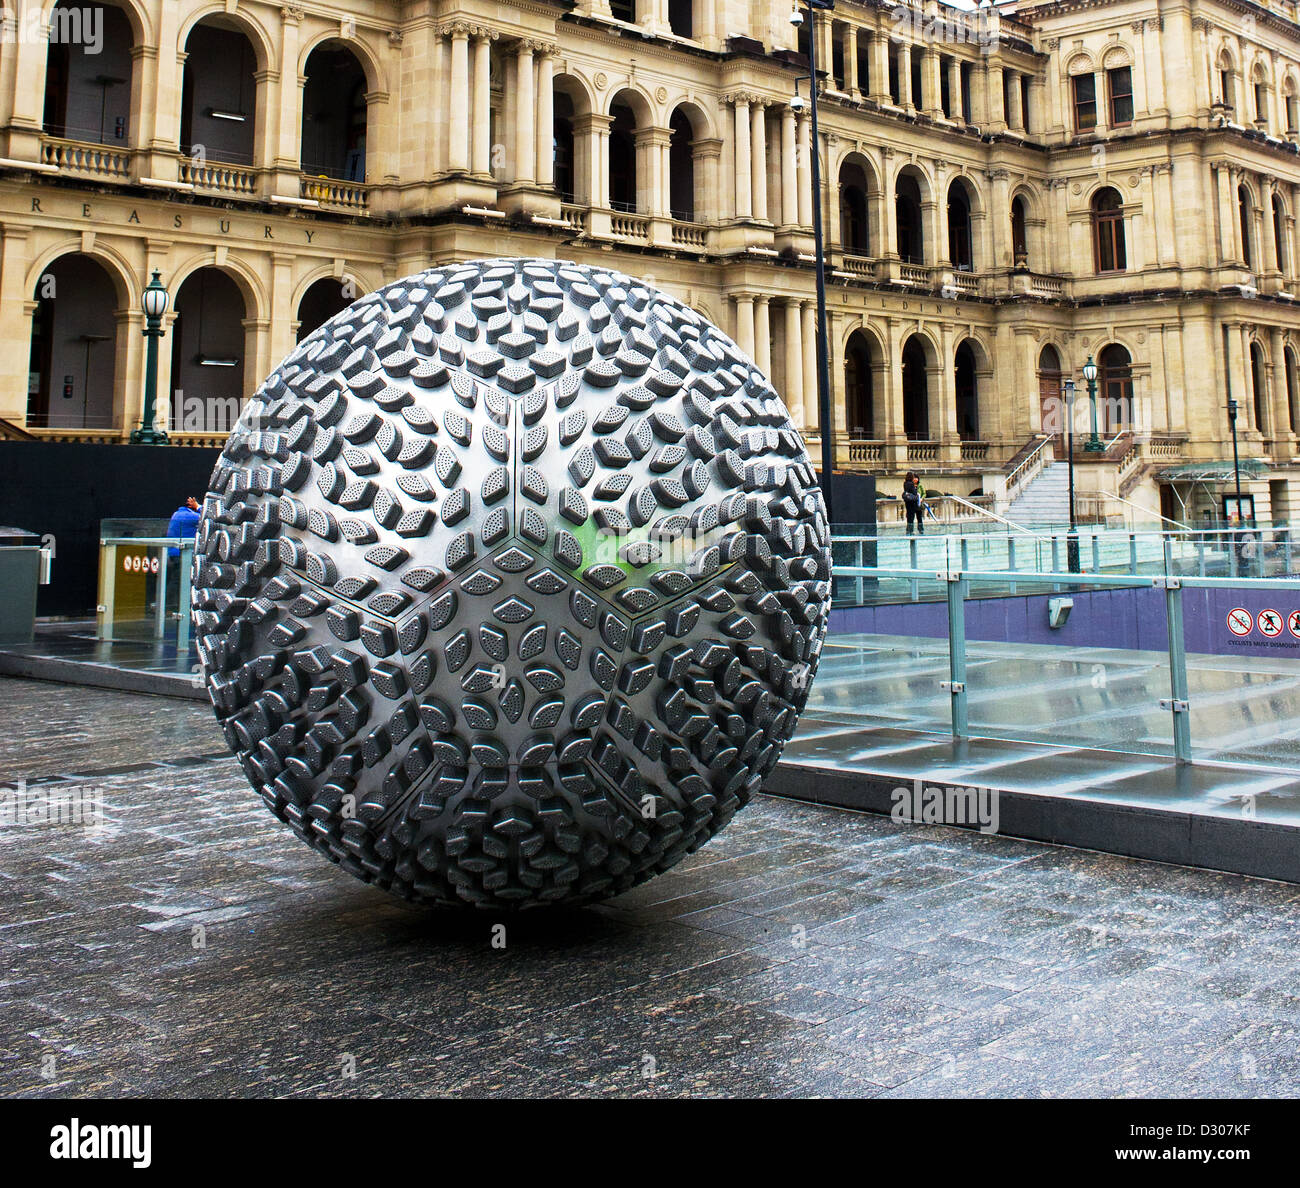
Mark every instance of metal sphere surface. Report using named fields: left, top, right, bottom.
left=194, top=258, right=831, bottom=908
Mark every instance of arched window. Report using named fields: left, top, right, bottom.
left=1011, top=196, right=1029, bottom=267
left=553, top=91, right=576, bottom=203
left=182, top=20, right=258, bottom=166
left=955, top=341, right=979, bottom=439
left=947, top=180, right=973, bottom=271
left=896, top=173, right=924, bottom=263
left=1287, top=346, right=1299, bottom=434
left=1098, top=343, right=1133, bottom=434
left=667, top=0, right=694, bottom=38
left=302, top=43, right=367, bottom=181
left=608, top=99, right=638, bottom=212
left=1250, top=342, right=1268, bottom=433
left=839, top=161, right=869, bottom=254
left=1239, top=185, right=1255, bottom=268
left=844, top=331, right=875, bottom=437
left=1038, top=344, right=1064, bottom=438
left=42, top=2, right=134, bottom=144
left=1092, top=187, right=1126, bottom=273
left=1072, top=70, right=1098, bottom=131
left=901, top=336, right=930, bottom=440
left=1274, top=193, right=1288, bottom=273
left=668, top=108, right=696, bottom=220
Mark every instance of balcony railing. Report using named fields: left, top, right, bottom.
left=301, top=175, right=370, bottom=212
left=40, top=136, right=131, bottom=181
left=1028, top=273, right=1065, bottom=298
left=610, top=212, right=650, bottom=242
left=179, top=159, right=259, bottom=198
left=899, top=263, right=931, bottom=286
left=559, top=204, right=589, bottom=235
left=839, top=254, right=879, bottom=279
left=847, top=438, right=884, bottom=464
left=960, top=439, right=990, bottom=463
left=907, top=440, right=940, bottom=463
left=670, top=220, right=707, bottom=250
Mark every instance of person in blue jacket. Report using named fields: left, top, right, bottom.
left=166, top=496, right=201, bottom=559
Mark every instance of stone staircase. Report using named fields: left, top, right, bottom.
left=1005, top=460, right=1070, bottom=526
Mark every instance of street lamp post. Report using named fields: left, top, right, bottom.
left=1064, top=378, right=1080, bottom=573
left=1082, top=354, right=1103, bottom=452
left=131, top=270, right=170, bottom=444
left=1228, top=396, right=1244, bottom=514
left=791, top=0, right=836, bottom=526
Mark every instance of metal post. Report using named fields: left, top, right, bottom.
left=946, top=574, right=969, bottom=740
left=1091, top=532, right=1101, bottom=574
left=1164, top=579, right=1192, bottom=763
left=1065, top=378, right=1080, bottom=571
left=1007, top=536, right=1016, bottom=594
left=131, top=270, right=170, bottom=445
left=1129, top=533, right=1138, bottom=575
left=909, top=534, right=919, bottom=602
left=806, top=0, right=836, bottom=527
left=855, top=538, right=864, bottom=605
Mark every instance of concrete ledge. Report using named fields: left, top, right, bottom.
left=0, top=650, right=206, bottom=701
left=767, top=760, right=1300, bottom=885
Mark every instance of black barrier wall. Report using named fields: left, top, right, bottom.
left=0, top=442, right=222, bottom=618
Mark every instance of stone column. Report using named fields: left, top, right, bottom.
left=473, top=33, right=495, bottom=177
left=846, top=27, right=860, bottom=98
left=755, top=295, right=772, bottom=377
left=898, top=43, right=912, bottom=111
left=514, top=41, right=536, bottom=184
left=733, top=96, right=752, bottom=219
left=1262, top=180, right=1279, bottom=276
left=784, top=299, right=804, bottom=421
left=1006, top=71, right=1024, bottom=131
left=0, top=226, right=31, bottom=422
left=751, top=100, right=768, bottom=222
left=1270, top=326, right=1291, bottom=443
left=735, top=294, right=756, bottom=359
left=869, top=32, right=890, bottom=104
left=272, top=10, right=303, bottom=176
left=448, top=27, right=471, bottom=172
left=922, top=50, right=943, bottom=118
left=796, top=112, right=812, bottom=227
left=802, top=301, right=818, bottom=431
left=1216, top=163, right=1236, bottom=264
left=987, top=64, right=1006, bottom=130
left=781, top=105, right=798, bottom=228
left=536, top=49, right=555, bottom=187
left=947, top=57, right=963, bottom=121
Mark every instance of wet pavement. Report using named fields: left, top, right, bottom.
left=2, top=676, right=1299, bottom=1098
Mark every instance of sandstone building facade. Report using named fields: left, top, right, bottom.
left=2, top=0, right=1299, bottom=525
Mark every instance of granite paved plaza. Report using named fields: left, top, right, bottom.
left=2, top=675, right=1299, bottom=1099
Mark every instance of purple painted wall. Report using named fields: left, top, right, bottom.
left=831, top=587, right=1300, bottom=657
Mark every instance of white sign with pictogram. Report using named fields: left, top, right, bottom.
left=1227, top=608, right=1254, bottom=637
left=1258, top=609, right=1284, bottom=638
left=1290, top=611, right=1300, bottom=639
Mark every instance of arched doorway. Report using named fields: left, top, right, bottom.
left=902, top=335, right=930, bottom=440
left=302, top=43, right=368, bottom=181
left=955, top=341, right=979, bottom=439
left=840, top=161, right=869, bottom=254
left=26, top=254, right=120, bottom=429
left=844, top=330, right=875, bottom=437
left=181, top=20, right=258, bottom=166
left=608, top=95, right=640, bottom=212
left=553, top=90, right=577, bottom=203
left=296, top=278, right=354, bottom=343
left=896, top=172, right=924, bottom=263
left=1038, top=344, right=1064, bottom=439
left=947, top=179, right=973, bottom=271
left=42, top=2, right=134, bottom=144
left=169, top=269, right=247, bottom=433
left=1098, top=343, right=1133, bottom=435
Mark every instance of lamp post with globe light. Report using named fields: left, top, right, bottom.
left=130, top=270, right=170, bottom=444
left=1082, top=354, right=1103, bottom=452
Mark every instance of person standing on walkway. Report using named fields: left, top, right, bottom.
left=903, top=472, right=925, bottom=535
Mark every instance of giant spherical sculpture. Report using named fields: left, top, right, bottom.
left=193, top=258, right=831, bottom=907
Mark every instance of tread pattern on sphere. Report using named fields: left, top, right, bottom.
left=193, top=258, right=832, bottom=908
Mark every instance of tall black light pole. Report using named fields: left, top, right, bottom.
left=131, top=270, right=170, bottom=444
left=1228, top=397, right=1243, bottom=514
left=1064, top=377, right=1080, bottom=572
left=791, top=0, right=836, bottom=526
